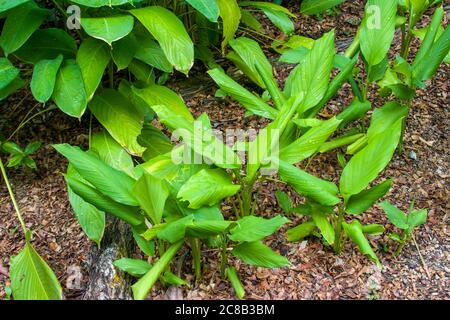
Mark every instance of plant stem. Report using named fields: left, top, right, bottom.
left=220, top=238, right=228, bottom=278
left=8, top=104, right=56, bottom=141
left=189, top=238, right=202, bottom=281
left=333, top=204, right=345, bottom=254
left=0, top=157, right=27, bottom=235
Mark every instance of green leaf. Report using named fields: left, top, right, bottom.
left=81, top=15, right=134, bottom=46
left=24, top=141, right=41, bottom=155
left=10, top=242, right=62, bottom=300
left=89, top=89, right=146, bottom=156
left=311, top=210, right=335, bottom=245
left=77, top=38, right=110, bottom=101
left=138, top=125, right=173, bottom=161
left=360, top=0, right=397, bottom=66
left=336, top=98, right=372, bottom=129
left=186, top=0, right=219, bottom=22
left=407, top=209, right=427, bottom=229
left=286, top=220, right=316, bottom=242
left=54, top=143, right=139, bottom=206
left=217, top=0, right=241, bottom=51
left=134, top=36, right=173, bottom=73
left=340, top=107, right=404, bottom=197
left=232, top=241, right=289, bottom=269
left=132, top=84, right=194, bottom=123
left=30, top=55, right=63, bottom=103
left=207, top=68, right=277, bottom=119
left=132, top=227, right=155, bottom=256
left=67, top=165, right=105, bottom=246
left=113, top=258, right=152, bottom=277
left=346, top=179, right=392, bottom=215
left=319, top=133, right=365, bottom=154
left=130, top=6, right=194, bottom=74
left=0, top=2, right=49, bottom=55
left=0, top=77, right=25, bottom=100
left=0, top=58, right=19, bottom=90
left=53, top=60, right=87, bottom=118
left=413, top=25, right=450, bottom=82
left=0, top=0, right=29, bottom=13
left=70, top=0, right=130, bottom=7
left=261, top=8, right=294, bottom=34
left=133, top=173, right=169, bottom=224
left=275, top=190, right=292, bottom=214
left=240, top=10, right=262, bottom=32
left=284, top=30, right=335, bottom=113
left=226, top=267, right=245, bottom=299
left=65, top=175, right=143, bottom=226
left=2, top=141, right=23, bottom=154
left=380, top=200, right=409, bottom=229
left=162, top=271, right=189, bottom=287
left=178, top=169, right=240, bottom=209
left=90, top=131, right=135, bottom=178
left=229, top=215, right=289, bottom=242
left=278, top=160, right=340, bottom=206
left=342, top=220, right=381, bottom=267
left=14, top=28, right=77, bottom=64
left=157, top=215, right=194, bottom=243
left=111, top=33, right=138, bottom=71
left=301, top=0, right=344, bottom=15
left=132, top=241, right=183, bottom=300
left=361, top=224, right=385, bottom=235
left=186, top=220, right=233, bottom=238
left=367, top=102, right=408, bottom=142
left=280, top=117, right=341, bottom=163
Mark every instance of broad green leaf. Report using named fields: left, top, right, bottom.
left=380, top=200, right=408, bottom=229
left=0, top=58, right=19, bottom=90
left=132, top=227, right=155, bottom=256
left=133, top=173, right=169, bottom=224
left=226, top=267, right=245, bottom=299
left=280, top=117, right=341, bottom=163
left=128, top=59, right=155, bottom=84
left=138, top=125, right=173, bottom=161
left=0, top=2, right=49, bottom=55
left=229, top=37, right=285, bottom=108
left=90, top=131, right=135, bottom=177
left=311, top=210, right=335, bottom=244
left=413, top=6, right=444, bottom=69
left=0, top=0, right=29, bottom=13
left=89, top=89, right=146, bottom=156
left=54, top=144, right=139, bottom=206
left=278, top=160, right=340, bottom=206
left=53, top=60, right=87, bottom=118
left=279, top=46, right=310, bottom=64
left=319, top=133, right=365, bottom=153
left=232, top=241, right=289, bottom=268
left=240, top=10, right=262, bottom=32
left=286, top=220, right=316, bottom=242
left=346, top=179, right=392, bottom=215
left=361, top=224, right=385, bottom=235
left=65, top=175, right=143, bottom=226
left=14, top=29, right=77, bottom=64
left=340, top=115, right=403, bottom=197
left=413, top=25, right=450, bottom=82
left=76, top=38, right=110, bottom=101
left=71, top=0, right=130, bottom=7
left=113, top=258, right=152, bottom=277
left=367, top=102, right=408, bottom=142
left=407, top=209, right=427, bottom=229
left=130, top=6, right=194, bottom=74
left=186, top=0, right=219, bottom=22
left=118, top=80, right=155, bottom=118
left=284, top=30, right=335, bottom=113
left=186, top=220, right=233, bottom=238
left=301, top=0, right=344, bottom=15
left=360, top=0, right=397, bottom=66
left=207, top=68, right=277, bottom=119
left=10, top=242, right=62, bottom=300
left=178, top=169, right=240, bottom=209
left=239, top=2, right=295, bottom=17
left=217, top=0, right=241, bottom=51
left=229, top=215, right=289, bottom=242
left=133, top=84, right=194, bottom=123
left=132, top=241, right=183, bottom=300
left=30, top=55, right=63, bottom=103
left=81, top=15, right=134, bottom=46
left=342, top=220, right=381, bottom=267
left=111, top=33, right=138, bottom=71
left=157, top=215, right=194, bottom=243
left=336, top=98, right=372, bottom=129
left=261, top=8, right=294, bottom=34
left=0, top=77, right=25, bottom=100
left=67, top=165, right=105, bottom=246
left=135, top=37, right=173, bottom=73
left=275, top=190, right=292, bottom=214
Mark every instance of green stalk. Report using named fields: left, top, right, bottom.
left=0, top=157, right=27, bottom=236
left=189, top=238, right=202, bottom=281
left=333, top=204, right=345, bottom=254
left=220, top=238, right=228, bottom=278
left=132, top=241, right=183, bottom=300
left=344, top=28, right=360, bottom=59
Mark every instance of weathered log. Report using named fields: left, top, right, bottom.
left=82, top=216, right=135, bottom=300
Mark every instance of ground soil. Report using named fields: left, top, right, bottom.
left=0, top=1, right=448, bottom=300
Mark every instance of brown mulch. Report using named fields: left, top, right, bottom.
left=0, top=1, right=449, bottom=300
